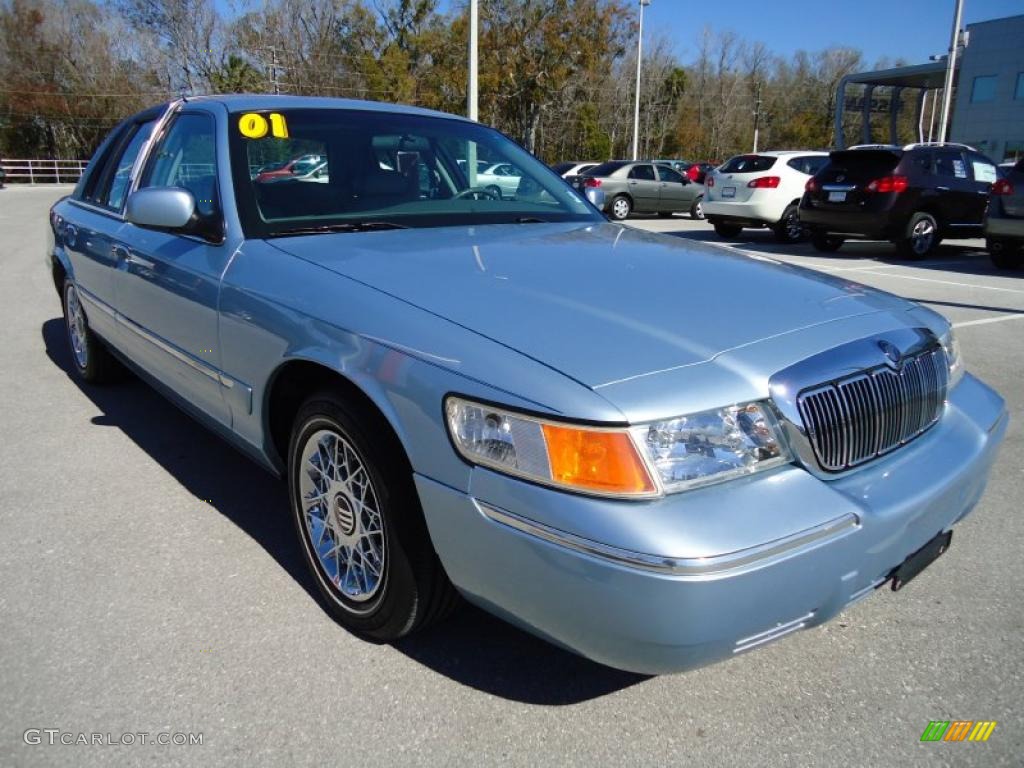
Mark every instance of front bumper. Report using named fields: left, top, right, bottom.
left=416, top=373, right=1007, bottom=674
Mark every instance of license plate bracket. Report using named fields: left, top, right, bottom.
left=722, top=186, right=736, bottom=198
left=828, top=191, right=847, bottom=202
left=891, top=530, right=952, bottom=591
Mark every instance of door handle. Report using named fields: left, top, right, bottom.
left=936, top=186, right=950, bottom=191
left=976, top=190, right=989, bottom=195
left=628, top=181, right=638, bottom=185
left=113, top=244, right=154, bottom=270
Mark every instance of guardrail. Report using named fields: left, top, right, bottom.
left=1, top=159, right=88, bottom=184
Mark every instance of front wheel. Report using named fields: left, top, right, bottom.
left=609, top=195, right=632, bottom=220
left=811, top=232, right=845, bottom=252
left=773, top=204, right=805, bottom=244
left=62, top=280, right=119, bottom=383
left=690, top=196, right=705, bottom=220
left=987, top=237, right=1024, bottom=269
left=288, top=392, right=457, bottom=641
left=895, top=212, right=940, bottom=259
left=712, top=221, right=742, bottom=238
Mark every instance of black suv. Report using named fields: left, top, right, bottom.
left=800, top=143, right=999, bottom=258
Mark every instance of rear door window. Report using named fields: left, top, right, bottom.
left=656, top=165, right=685, bottom=183
left=628, top=164, right=656, bottom=181
left=935, top=151, right=968, bottom=179
left=720, top=155, right=777, bottom=173
left=587, top=161, right=628, bottom=177
left=92, top=121, right=155, bottom=211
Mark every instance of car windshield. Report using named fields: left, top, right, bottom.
left=230, top=108, right=598, bottom=236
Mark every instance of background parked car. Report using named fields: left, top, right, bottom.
left=572, top=160, right=704, bottom=220
left=476, top=162, right=524, bottom=198
left=703, top=151, right=829, bottom=243
left=800, top=143, right=999, bottom=258
left=254, top=154, right=325, bottom=182
left=985, top=157, right=1024, bottom=269
left=551, top=161, right=598, bottom=178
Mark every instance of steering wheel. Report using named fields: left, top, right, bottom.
left=453, top=186, right=502, bottom=201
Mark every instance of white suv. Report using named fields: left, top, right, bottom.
left=703, top=151, right=829, bottom=243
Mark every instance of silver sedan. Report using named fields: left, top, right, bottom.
left=572, top=160, right=705, bottom=220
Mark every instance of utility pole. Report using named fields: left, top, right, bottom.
left=631, top=0, right=650, bottom=161
left=938, top=0, right=964, bottom=143
left=752, top=81, right=763, bottom=153
left=265, top=46, right=282, bottom=95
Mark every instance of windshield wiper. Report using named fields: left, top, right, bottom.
left=514, top=216, right=551, bottom=224
left=272, top=221, right=410, bottom=237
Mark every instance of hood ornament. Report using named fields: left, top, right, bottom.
left=878, top=340, right=903, bottom=368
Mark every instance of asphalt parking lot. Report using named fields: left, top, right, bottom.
left=1, top=186, right=1021, bottom=767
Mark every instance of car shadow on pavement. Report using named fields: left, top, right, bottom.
left=41, top=318, right=648, bottom=705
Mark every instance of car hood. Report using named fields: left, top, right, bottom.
left=268, top=222, right=913, bottom=388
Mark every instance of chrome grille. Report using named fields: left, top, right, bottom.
left=797, top=346, right=948, bottom=471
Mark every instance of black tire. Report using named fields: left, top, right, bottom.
left=288, top=392, right=458, bottom=641
left=713, top=221, right=742, bottom=238
left=485, top=184, right=502, bottom=200
left=987, top=237, right=1024, bottom=270
left=609, top=194, right=632, bottom=220
left=773, top=204, right=805, bottom=244
left=895, top=211, right=940, bottom=260
left=62, top=279, right=120, bottom=383
left=690, top=196, right=705, bottom=220
left=811, top=232, right=845, bottom=252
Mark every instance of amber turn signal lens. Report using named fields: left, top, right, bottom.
left=541, top=424, right=656, bottom=495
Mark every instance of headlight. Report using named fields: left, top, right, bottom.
left=633, top=402, right=790, bottom=492
left=939, top=327, right=964, bottom=388
left=445, top=396, right=791, bottom=498
left=445, top=397, right=657, bottom=497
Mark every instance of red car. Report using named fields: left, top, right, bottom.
left=254, top=154, right=324, bottom=183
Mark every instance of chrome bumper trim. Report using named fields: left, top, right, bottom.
left=476, top=501, right=859, bottom=576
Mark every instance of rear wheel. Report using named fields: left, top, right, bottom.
left=690, top=196, right=705, bottom=220
left=773, top=204, right=805, bottom=244
left=895, top=212, right=940, bottom=259
left=62, top=280, right=119, bottom=383
left=811, top=232, right=845, bottom=252
left=609, top=195, right=632, bottom=220
left=988, top=237, right=1024, bottom=269
left=288, top=392, right=458, bottom=640
left=712, top=221, right=742, bottom=238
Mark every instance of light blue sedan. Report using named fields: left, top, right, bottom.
left=47, top=96, right=1007, bottom=674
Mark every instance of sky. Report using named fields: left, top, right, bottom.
left=630, top=0, right=1024, bottom=65
left=428, top=0, right=1024, bottom=67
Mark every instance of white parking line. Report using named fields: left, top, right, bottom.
left=853, top=270, right=1024, bottom=295
left=953, top=313, right=1024, bottom=328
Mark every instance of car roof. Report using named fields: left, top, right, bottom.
left=753, top=150, right=830, bottom=157
left=179, top=94, right=470, bottom=123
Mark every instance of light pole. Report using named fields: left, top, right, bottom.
left=631, top=0, right=650, bottom=161
left=937, top=0, right=964, bottom=143
left=467, top=0, right=479, bottom=185
left=468, top=0, right=478, bottom=122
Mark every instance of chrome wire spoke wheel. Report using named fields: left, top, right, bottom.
left=912, top=218, right=935, bottom=254
left=65, top=284, right=88, bottom=369
left=298, top=428, right=386, bottom=607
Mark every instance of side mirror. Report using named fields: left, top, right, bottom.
left=126, top=187, right=196, bottom=230
left=585, top=186, right=606, bottom=209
